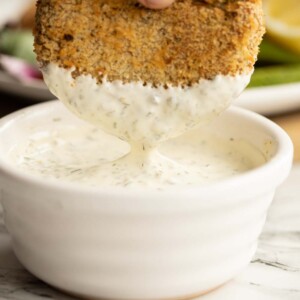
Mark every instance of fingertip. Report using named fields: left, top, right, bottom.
left=138, top=0, right=175, bottom=9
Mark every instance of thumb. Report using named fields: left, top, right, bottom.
left=138, top=0, right=175, bottom=9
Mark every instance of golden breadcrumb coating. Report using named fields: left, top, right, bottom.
left=34, top=0, right=264, bottom=87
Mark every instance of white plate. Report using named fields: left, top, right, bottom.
left=0, top=70, right=53, bottom=101
left=236, top=82, right=300, bottom=115
left=0, top=0, right=33, bottom=28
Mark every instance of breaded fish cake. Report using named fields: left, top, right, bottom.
left=34, top=0, right=264, bottom=145
left=34, top=0, right=264, bottom=87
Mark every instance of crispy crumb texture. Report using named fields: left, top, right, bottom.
left=34, top=0, right=264, bottom=87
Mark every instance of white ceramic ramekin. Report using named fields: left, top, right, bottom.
left=0, top=101, right=293, bottom=300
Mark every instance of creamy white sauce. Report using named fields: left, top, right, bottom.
left=24, top=64, right=257, bottom=190
left=43, top=64, right=251, bottom=146
left=9, top=120, right=266, bottom=190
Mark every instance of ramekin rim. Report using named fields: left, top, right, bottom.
left=0, top=100, right=294, bottom=200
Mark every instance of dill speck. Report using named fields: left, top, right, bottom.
left=70, top=169, right=82, bottom=174
left=53, top=118, right=62, bottom=122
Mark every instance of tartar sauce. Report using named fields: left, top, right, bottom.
left=9, top=115, right=266, bottom=190
left=12, top=64, right=259, bottom=190
left=43, top=64, right=251, bottom=146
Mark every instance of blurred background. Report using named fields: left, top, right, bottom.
left=0, top=0, right=299, bottom=159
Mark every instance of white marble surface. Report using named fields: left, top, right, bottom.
left=0, top=165, right=300, bottom=300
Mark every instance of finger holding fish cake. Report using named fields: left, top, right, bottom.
left=138, top=0, right=175, bottom=9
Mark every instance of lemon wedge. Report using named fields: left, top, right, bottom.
left=264, top=0, right=300, bottom=54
